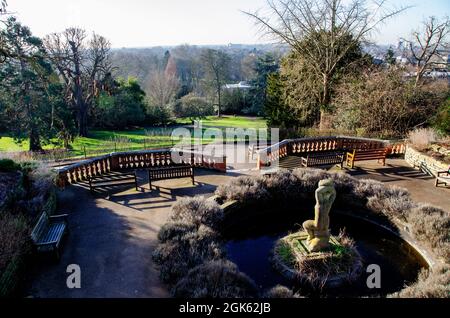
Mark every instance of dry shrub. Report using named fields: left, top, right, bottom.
left=170, top=197, right=224, bottom=230
left=172, top=260, right=258, bottom=298
left=366, top=187, right=416, bottom=221
left=291, top=168, right=329, bottom=191
left=27, top=162, right=56, bottom=197
left=390, top=264, right=450, bottom=298
left=0, top=213, right=30, bottom=273
left=264, top=285, right=295, bottom=298
left=409, top=128, right=438, bottom=151
left=330, top=171, right=358, bottom=193
left=215, top=176, right=269, bottom=202
left=407, top=204, right=450, bottom=259
left=353, top=179, right=387, bottom=199
left=157, top=222, right=198, bottom=243
left=152, top=225, right=224, bottom=284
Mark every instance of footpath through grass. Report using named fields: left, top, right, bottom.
left=0, top=116, right=267, bottom=158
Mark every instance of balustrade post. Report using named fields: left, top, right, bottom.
left=110, top=154, right=120, bottom=171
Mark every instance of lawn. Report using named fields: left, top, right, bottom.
left=0, top=116, right=267, bottom=158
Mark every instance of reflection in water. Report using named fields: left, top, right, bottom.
left=225, top=213, right=427, bottom=297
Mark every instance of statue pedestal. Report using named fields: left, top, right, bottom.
left=272, top=232, right=363, bottom=288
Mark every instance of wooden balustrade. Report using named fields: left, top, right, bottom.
left=56, top=149, right=226, bottom=187
left=257, top=136, right=405, bottom=169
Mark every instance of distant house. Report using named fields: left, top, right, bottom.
left=372, top=57, right=384, bottom=66
left=430, top=50, right=450, bottom=68
left=396, top=56, right=410, bottom=65
left=223, top=81, right=253, bottom=91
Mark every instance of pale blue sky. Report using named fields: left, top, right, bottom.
left=7, top=0, right=450, bottom=48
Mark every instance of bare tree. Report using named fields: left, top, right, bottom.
left=403, top=16, right=449, bottom=87
left=245, top=0, right=407, bottom=129
left=147, top=69, right=180, bottom=109
left=201, top=49, right=230, bottom=117
left=44, top=28, right=112, bottom=136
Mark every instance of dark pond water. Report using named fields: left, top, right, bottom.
left=225, top=212, right=428, bottom=297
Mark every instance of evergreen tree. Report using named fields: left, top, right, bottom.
left=385, top=47, right=396, bottom=66
left=0, top=17, right=66, bottom=151
left=249, top=53, right=279, bottom=115
left=264, top=72, right=299, bottom=128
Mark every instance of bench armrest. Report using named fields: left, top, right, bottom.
left=437, top=171, right=450, bottom=177
left=346, top=152, right=354, bottom=159
left=49, top=214, right=69, bottom=222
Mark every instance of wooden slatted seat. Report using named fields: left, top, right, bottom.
left=436, top=167, right=450, bottom=187
left=301, top=152, right=344, bottom=168
left=89, top=170, right=138, bottom=193
left=31, top=212, right=68, bottom=259
left=148, top=165, right=194, bottom=190
left=346, top=148, right=388, bottom=168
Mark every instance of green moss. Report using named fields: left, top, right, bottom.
left=277, top=241, right=295, bottom=265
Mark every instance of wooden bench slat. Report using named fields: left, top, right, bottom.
left=346, top=148, right=388, bottom=168
left=301, top=152, right=344, bottom=168
left=31, top=211, right=68, bottom=259
left=148, top=165, right=194, bottom=190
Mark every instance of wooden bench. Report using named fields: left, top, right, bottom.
left=148, top=165, right=194, bottom=190
left=346, top=148, right=388, bottom=169
left=301, top=152, right=344, bottom=168
left=89, top=170, right=138, bottom=193
left=31, top=212, right=68, bottom=259
left=436, top=167, right=450, bottom=187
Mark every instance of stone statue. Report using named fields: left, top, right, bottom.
left=303, top=179, right=337, bottom=252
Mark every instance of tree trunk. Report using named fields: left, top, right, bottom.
left=29, top=126, right=42, bottom=152
left=319, top=75, right=331, bottom=130
left=415, top=65, right=425, bottom=88
left=78, top=104, right=88, bottom=137
left=217, top=84, right=222, bottom=117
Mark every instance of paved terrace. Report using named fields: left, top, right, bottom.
left=26, top=146, right=449, bottom=298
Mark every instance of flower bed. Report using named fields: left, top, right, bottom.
left=153, top=168, right=449, bottom=298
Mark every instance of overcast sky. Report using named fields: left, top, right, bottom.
left=6, top=0, right=450, bottom=48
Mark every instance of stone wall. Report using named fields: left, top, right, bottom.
left=405, top=145, right=448, bottom=177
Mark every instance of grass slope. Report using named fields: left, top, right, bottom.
left=0, top=116, right=267, bottom=156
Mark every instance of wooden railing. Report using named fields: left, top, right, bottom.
left=257, top=136, right=406, bottom=169
left=56, top=148, right=226, bottom=187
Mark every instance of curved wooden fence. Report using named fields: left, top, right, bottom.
left=256, top=136, right=406, bottom=169
left=56, top=149, right=227, bottom=187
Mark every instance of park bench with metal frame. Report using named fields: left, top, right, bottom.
left=435, top=166, right=450, bottom=188
left=301, top=152, right=345, bottom=168
left=31, top=211, right=69, bottom=260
